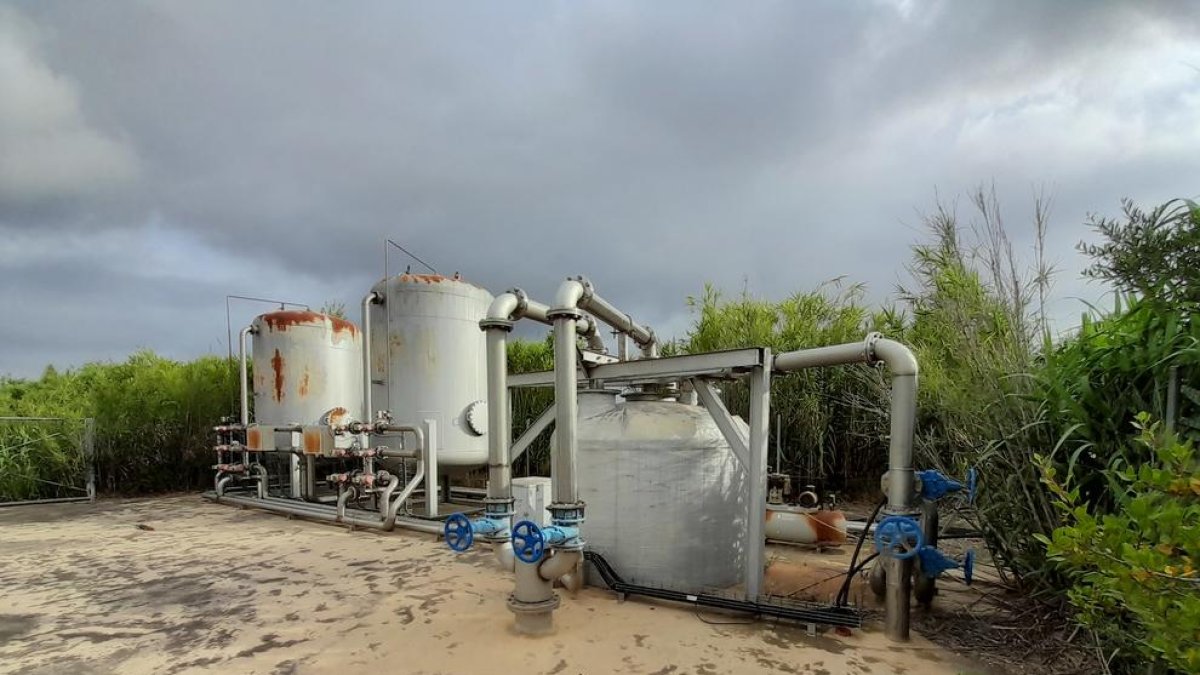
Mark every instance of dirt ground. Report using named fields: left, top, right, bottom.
left=0, top=496, right=982, bottom=674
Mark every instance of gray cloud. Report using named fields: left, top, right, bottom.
left=2, top=0, right=1198, bottom=377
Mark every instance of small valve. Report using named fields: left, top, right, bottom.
left=874, top=516, right=924, bottom=560
left=916, top=547, right=975, bottom=585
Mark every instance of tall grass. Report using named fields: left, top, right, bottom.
left=0, top=351, right=240, bottom=498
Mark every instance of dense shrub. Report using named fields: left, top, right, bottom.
left=1037, top=416, right=1200, bottom=672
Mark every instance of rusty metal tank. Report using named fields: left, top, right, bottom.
left=368, top=273, right=493, bottom=466
left=251, top=311, right=364, bottom=426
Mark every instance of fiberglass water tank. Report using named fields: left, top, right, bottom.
left=576, top=390, right=749, bottom=591
left=251, top=310, right=364, bottom=426
left=368, top=273, right=493, bottom=467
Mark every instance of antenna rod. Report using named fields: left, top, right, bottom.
left=386, top=239, right=438, bottom=275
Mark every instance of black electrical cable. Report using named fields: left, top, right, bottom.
left=835, top=497, right=886, bottom=607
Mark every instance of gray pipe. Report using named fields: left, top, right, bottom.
left=550, top=308, right=581, bottom=504
left=361, top=291, right=380, bottom=422
left=485, top=327, right=512, bottom=502
left=238, top=326, right=252, bottom=427
left=773, top=333, right=919, bottom=642
left=205, top=463, right=437, bottom=534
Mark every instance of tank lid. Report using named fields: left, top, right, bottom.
left=390, top=272, right=488, bottom=290
left=257, top=310, right=359, bottom=337
left=578, top=389, right=618, bottom=416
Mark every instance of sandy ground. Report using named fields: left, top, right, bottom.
left=0, top=496, right=980, bottom=675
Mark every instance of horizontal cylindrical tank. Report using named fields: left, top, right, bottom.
left=576, top=390, right=748, bottom=591
left=252, top=311, right=363, bottom=426
left=369, top=273, right=493, bottom=466
left=765, top=506, right=847, bottom=545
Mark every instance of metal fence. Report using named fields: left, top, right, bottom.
left=0, top=417, right=95, bottom=507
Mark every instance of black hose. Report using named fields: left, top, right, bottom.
left=584, top=551, right=863, bottom=628
left=835, top=497, right=886, bottom=607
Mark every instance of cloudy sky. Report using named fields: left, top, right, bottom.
left=2, top=1, right=1197, bottom=378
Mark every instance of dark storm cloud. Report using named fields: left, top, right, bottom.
left=2, top=0, right=1198, bottom=377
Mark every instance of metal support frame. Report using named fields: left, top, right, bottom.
left=507, top=348, right=768, bottom=389
left=511, top=404, right=556, bottom=463
left=691, top=378, right=748, bottom=469
left=745, top=358, right=772, bottom=601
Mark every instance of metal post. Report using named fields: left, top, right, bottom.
left=423, top=418, right=439, bottom=517
left=775, top=413, right=782, bottom=474
left=83, top=417, right=96, bottom=502
left=745, top=355, right=771, bottom=600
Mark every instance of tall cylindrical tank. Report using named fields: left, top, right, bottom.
left=576, top=390, right=749, bottom=590
left=368, top=273, right=493, bottom=466
left=251, top=311, right=364, bottom=425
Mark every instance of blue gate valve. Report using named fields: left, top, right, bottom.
left=874, top=515, right=925, bottom=560
left=917, top=547, right=975, bottom=585
left=916, top=470, right=964, bottom=501
left=511, top=520, right=546, bottom=564
left=443, top=512, right=508, bottom=552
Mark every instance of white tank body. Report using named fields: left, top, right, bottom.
left=251, top=311, right=364, bottom=426
left=369, top=273, right=493, bottom=466
left=576, top=391, right=749, bottom=591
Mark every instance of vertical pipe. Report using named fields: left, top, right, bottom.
left=485, top=328, right=512, bottom=502
left=361, top=291, right=379, bottom=422
left=238, top=326, right=252, bottom=427
left=424, top=418, right=439, bottom=517
left=745, top=357, right=771, bottom=600
left=872, top=337, right=919, bottom=642
left=551, top=316, right=580, bottom=504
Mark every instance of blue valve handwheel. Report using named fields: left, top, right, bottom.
left=963, top=549, right=975, bottom=586
left=874, top=516, right=925, bottom=560
left=511, top=520, right=545, bottom=564
left=444, top=512, right=474, bottom=552
left=967, top=467, right=978, bottom=505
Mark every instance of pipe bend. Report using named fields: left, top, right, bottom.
left=871, top=338, right=919, bottom=377
left=486, top=292, right=522, bottom=322
left=538, top=549, right=582, bottom=582
left=553, top=278, right=588, bottom=311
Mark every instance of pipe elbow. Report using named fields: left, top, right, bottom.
left=486, top=291, right=522, bottom=322
left=871, top=338, right=919, bottom=377
left=553, top=278, right=588, bottom=312
left=538, top=549, right=582, bottom=583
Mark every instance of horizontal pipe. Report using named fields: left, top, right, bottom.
left=773, top=340, right=870, bottom=372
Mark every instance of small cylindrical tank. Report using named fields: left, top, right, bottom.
left=765, top=505, right=848, bottom=545
left=368, top=273, right=493, bottom=466
left=251, top=311, right=364, bottom=425
left=576, top=390, right=749, bottom=591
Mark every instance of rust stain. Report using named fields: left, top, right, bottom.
left=302, top=428, right=322, bottom=455
left=247, top=427, right=262, bottom=450
left=811, top=510, right=848, bottom=544
left=261, top=310, right=325, bottom=332
left=398, top=273, right=449, bottom=284
left=271, top=349, right=285, bottom=402
left=299, top=368, right=310, bottom=398
left=326, top=406, right=350, bottom=427
left=329, top=316, right=358, bottom=338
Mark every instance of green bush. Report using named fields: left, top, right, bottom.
left=1037, top=415, right=1200, bottom=672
